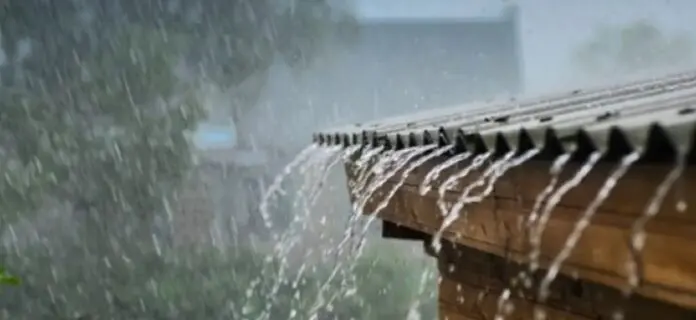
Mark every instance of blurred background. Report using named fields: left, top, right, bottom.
left=0, top=0, right=694, bottom=318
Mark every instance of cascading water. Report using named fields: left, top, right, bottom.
left=267, top=116, right=690, bottom=320
left=431, top=148, right=540, bottom=256
left=494, top=152, right=571, bottom=320
left=259, top=144, right=319, bottom=230
left=336, top=145, right=450, bottom=275
left=464, top=148, right=540, bottom=203
left=253, top=145, right=338, bottom=320
left=436, top=153, right=491, bottom=217
left=313, top=146, right=432, bottom=297
left=528, top=151, right=603, bottom=273
left=626, top=151, right=686, bottom=295
left=419, top=152, right=472, bottom=195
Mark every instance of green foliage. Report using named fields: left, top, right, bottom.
left=0, top=1, right=413, bottom=319
left=0, top=241, right=435, bottom=319
left=0, top=268, right=19, bottom=286
left=0, top=25, right=202, bottom=229
left=0, top=0, right=357, bottom=225
left=574, top=20, right=695, bottom=77
left=331, top=246, right=438, bottom=319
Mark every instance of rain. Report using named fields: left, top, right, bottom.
left=1, top=0, right=696, bottom=319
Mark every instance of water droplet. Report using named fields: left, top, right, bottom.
left=677, top=200, right=687, bottom=212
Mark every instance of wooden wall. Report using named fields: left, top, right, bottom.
left=438, top=241, right=696, bottom=319
left=346, top=155, right=696, bottom=317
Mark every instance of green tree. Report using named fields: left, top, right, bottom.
left=0, top=267, right=19, bottom=286
left=573, top=20, right=695, bottom=77
left=0, top=0, right=356, bottom=287
left=0, top=0, right=354, bottom=230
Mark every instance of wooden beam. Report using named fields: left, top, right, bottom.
left=437, top=241, right=696, bottom=319
left=346, top=157, right=696, bottom=309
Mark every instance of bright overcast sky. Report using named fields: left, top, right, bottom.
left=354, top=0, right=696, bottom=93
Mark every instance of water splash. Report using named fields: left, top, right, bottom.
left=407, top=264, right=438, bottom=320
left=342, top=145, right=448, bottom=317
left=676, top=172, right=688, bottom=213
left=354, top=147, right=427, bottom=213
left=309, top=147, right=424, bottom=313
left=292, top=146, right=344, bottom=217
left=464, top=149, right=540, bottom=204
left=494, top=153, right=571, bottom=320
left=349, top=146, right=387, bottom=198
left=432, top=149, right=540, bottom=256
left=308, top=145, right=363, bottom=206
left=343, top=147, right=404, bottom=247
left=335, top=146, right=389, bottom=259
left=436, top=153, right=491, bottom=217
left=365, top=145, right=450, bottom=222
left=310, top=145, right=444, bottom=317
left=419, top=152, right=472, bottom=195
left=626, top=151, right=686, bottom=294
left=348, top=146, right=432, bottom=253
left=251, top=144, right=366, bottom=320
left=352, top=145, right=450, bottom=253
left=526, top=154, right=572, bottom=229
left=528, top=151, right=603, bottom=273
left=259, top=144, right=319, bottom=230
left=538, top=151, right=641, bottom=302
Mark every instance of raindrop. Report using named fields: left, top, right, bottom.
left=626, top=151, right=686, bottom=294
left=538, top=150, right=641, bottom=302
left=529, top=151, right=602, bottom=273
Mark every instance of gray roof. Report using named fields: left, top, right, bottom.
left=314, top=70, right=696, bottom=160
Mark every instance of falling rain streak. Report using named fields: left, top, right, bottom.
left=626, top=151, right=686, bottom=294
left=528, top=151, right=603, bottom=273
left=436, top=152, right=490, bottom=218
left=259, top=144, right=319, bottom=230
left=431, top=148, right=540, bottom=253
left=538, top=150, right=641, bottom=303
left=419, top=152, right=472, bottom=195
left=256, top=123, right=690, bottom=319
left=494, top=152, right=572, bottom=320
left=352, top=145, right=448, bottom=254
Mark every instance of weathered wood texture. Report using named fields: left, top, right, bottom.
left=438, top=241, right=696, bottom=319
left=345, top=155, right=696, bottom=311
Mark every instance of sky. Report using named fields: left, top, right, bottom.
left=354, top=0, right=696, bottom=93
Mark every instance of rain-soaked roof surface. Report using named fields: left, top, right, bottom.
left=314, top=70, right=696, bottom=161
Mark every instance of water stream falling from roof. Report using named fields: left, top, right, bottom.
left=305, top=146, right=424, bottom=315
left=626, top=151, right=686, bottom=295
left=419, top=151, right=472, bottom=195
left=528, top=151, right=603, bottom=273
left=431, top=151, right=514, bottom=253
left=351, top=145, right=445, bottom=254
left=259, top=144, right=319, bottom=230
left=493, top=152, right=572, bottom=320
left=436, top=153, right=491, bottom=218
left=266, top=124, right=693, bottom=319
left=536, top=150, right=641, bottom=320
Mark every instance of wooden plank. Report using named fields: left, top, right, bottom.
left=345, top=157, right=696, bottom=309
left=439, top=278, right=591, bottom=319
left=402, top=158, right=696, bottom=226
left=438, top=241, right=696, bottom=319
left=439, top=302, right=479, bottom=320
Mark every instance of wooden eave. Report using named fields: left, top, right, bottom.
left=315, top=70, right=696, bottom=311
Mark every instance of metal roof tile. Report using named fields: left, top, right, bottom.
left=314, top=70, right=696, bottom=161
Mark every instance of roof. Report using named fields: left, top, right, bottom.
left=313, top=70, right=696, bottom=162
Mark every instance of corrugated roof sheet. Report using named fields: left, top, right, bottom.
left=313, top=70, right=696, bottom=160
